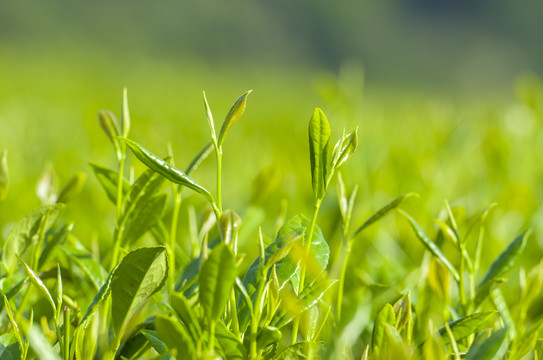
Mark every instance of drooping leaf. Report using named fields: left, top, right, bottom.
left=437, top=311, right=496, bottom=345
left=154, top=314, right=195, bottom=358
left=475, top=231, right=530, bottom=306
left=119, top=137, right=214, bottom=203
left=465, top=328, right=508, bottom=360
left=398, top=210, right=460, bottom=282
left=0, top=149, right=8, bottom=201
left=121, top=192, right=169, bottom=245
left=88, top=162, right=130, bottom=204
left=217, top=90, right=252, bottom=147
left=308, top=108, right=331, bottom=199
left=352, top=193, right=418, bottom=238
left=62, top=244, right=107, bottom=290
left=111, top=246, right=168, bottom=335
left=199, top=242, right=237, bottom=322
left=3, top=204, right=64, bottom=274
left=371, top=303, right=396, bottom=354
left=56, top=172, right=86, bottom=204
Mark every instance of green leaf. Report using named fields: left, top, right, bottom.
left=465, top=328, right=508, bottom=360
left=121, top=193, right=169, bottom=245
left=217, top=90, right=252, bottom=147
left=170, top=292, right=202, bottom=341
left=199, top=242, right=237, bottom=321
left=256, top=326, right=282, bottom=351
left=141, top=329, right=166, bottom=355
left=308, top=108, right=331, bottom=199
left=331, top=127, right=358, bottom=169
left=56, top=172, right=86, bottom=204
left=3, top=296, right=23, bottom=354
left=98, top=110, right=121, bottom=158
left=119, top=137, right=214, bottom=203
left=203, top=91, right=217, bottom=144
left=437, top=311, right=496, bottom=345
left=393, top=292, right=412, bottom=333
left=121, top=88, right=130, bottom=137
left=24, top=324, right=61, bottom=360
left=154, top=314, right=195, bottom=358
left=475, top=231, right=530, bottom=306
left=18, top=257, right=56, bottom=313
left=272, top=341, right=324, bottom=360
left=372, top=303, right=396, bottom=353
left=219, top=209, right=242, bottom=246
left=38, top=223, right=73, bottom=270
left=509, top=319, right=543, bottom=360
left=88, top=162, right=130, bottom=204
left=3, top=204, right=64, bottom=274
left=398, top=210, right=460, bottom=282
left=215, top=321, right=247, bottom=360
left=352, top=193, right=417, bottom=238
left=62, top=244, right=107, bottom=290
left=0, top=342, right=20, bottom=360
left=111, top=246, right=168, bottom=335
left=0, top=150, right=8, bottom=201
left=185, top=142, right=214, bottom=177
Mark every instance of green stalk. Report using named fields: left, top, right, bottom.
left=110, top=142, right=127, bottom=270
left=250, top=267, right=267, bottom=358
left=209, top=320, right=216, bottom=352
left=63, top=307, right=70, bottom=360
left=336, top=240, right=351, bottom=321
left=169, top=191, right=182, bottom=293
left=216, top=148, right=223, bottom=212
left=291, top=199, right=322, bottom=344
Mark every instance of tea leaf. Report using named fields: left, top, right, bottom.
left=203, top=91, right=217, bottom=144
left=372, top=303, right=396, bottom=353
left=111, top=246, right=168, bottom=335
left=121, top=88, right=130, bottom=137
left=88, top=162, right=130, bottom=204
left=0, top=150, right=8, bottom=201
left=119, top=137, right=214, bottom=203
left=121, top=193, right=169, bottom=245
left=437, top=311, right=496, bottom=345
left=38, top=223, right=73, bottom=270
left=352, top=193, right=418, bottom=238
left=141, top=329, right=166, bottom=355
left=465, top=328, right=508, bottom=360
left=398, top=210, right=460, bottom=282
left=475, top=231, right=530, bottom=306
left=331, top=127, right=358, bottom=169
left=217, top=90, right=252, bottom=147
left=216, top=321, right=246, bottom=359
left=509, top=319, right=543, bottom=360
left=219, top=210, right=242, bottom=246
left=98, top=110, right=121, bottom=158
left=3, top=296, right=23, bottom=353
left=56, top=172, right=86, bottom=204
left=393, top=292, right=411, bottom=333
left=199, top=242, right=237, bottom=322
left=25, top=324, right=60, bottom=360
left=3, top=204, right=64, bottom=274
left=154, top=314, right=195, bottom=358
left=185, top=142, right=214, bottom=176
left=170, top=292, right=202, bottom=341
left=18, top=257, right=56, bottom=313
left=62, top=244, right=107, bottom=290
left=308, top=108, right=331, bottom=199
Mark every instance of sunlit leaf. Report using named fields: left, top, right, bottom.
left=308, top=108, right=331, bottom=199
left=217, top=90, right=252, bottom=147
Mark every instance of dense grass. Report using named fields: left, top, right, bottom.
left=1, top=61, right=543, bottom=358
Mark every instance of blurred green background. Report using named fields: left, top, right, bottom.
left=2, top=0, right=543, bottom=308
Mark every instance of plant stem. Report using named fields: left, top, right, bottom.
left=63, top=307, right=70, bottom=360
left=110, top=143, right=126, bottom=271
left=209, top=320, right=216, bottom=351
left=169, top=191, right=182, bottom=293
left=216, top=147, right=223, bottom=213
left=291, top=199, right=322, bottom=344
left=336, top=240, right=352, bottom=321
left=250, top=266, right=267, bottom=358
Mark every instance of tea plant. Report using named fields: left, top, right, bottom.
left=0, top=89, right=541, bottom=360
